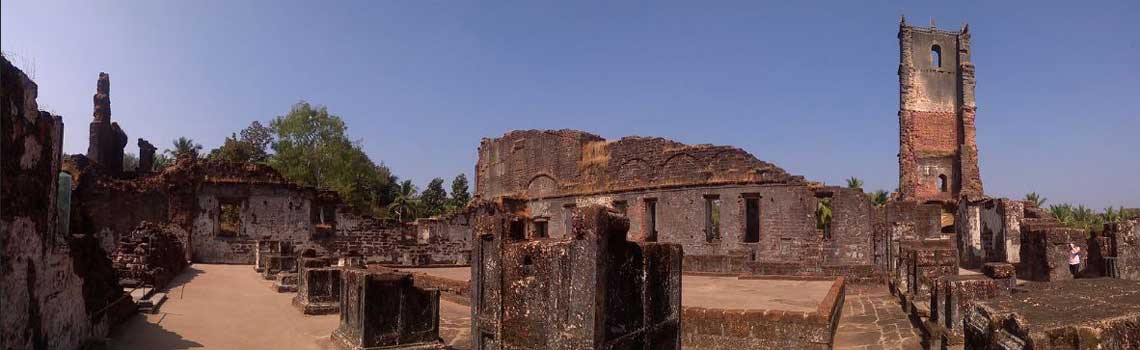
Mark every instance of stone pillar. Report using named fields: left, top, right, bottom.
left=86, top=72, right=128, bottom=174
left=137, top=138, right=156, bottom=172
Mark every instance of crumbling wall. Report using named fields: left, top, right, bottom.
left=2, top=57, right=129, bottom=350
left=331, top=269, right=444, bottom=349
left=112, top=221, right=188, bottom=289
left=964, top=279, right=1140, bottom=349
left=957, top=197, right=1024, bottom=268
left=1017, top=216, right=1088, bottom=281
left=476, top=130, right=805, bottom=200
left=322, top=209, right=472, bottom=266
left=191, top=183, right=314, bottom=263
left=682, top=277, right=846, bottom=350
left=471, top=203, right=683, bottom=350
left=1106, top=219, right=1140, bottom=280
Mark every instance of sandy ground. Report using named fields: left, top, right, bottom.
left=109, top=264, right=839, bottom=349
left=108, top=264, right=339, bottom=350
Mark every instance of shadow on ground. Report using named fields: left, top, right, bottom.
left=107, top=314, right=204, bottom=349
left=163, top=265, right=204, bottom=292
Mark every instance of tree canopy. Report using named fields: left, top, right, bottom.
left=267, top=101, right=395, bottom=214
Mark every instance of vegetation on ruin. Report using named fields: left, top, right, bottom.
left=845, top=177, right=864, bottom=189
left=1024, top=192, right=1046, bottom=207
left=816, top=197, right=832, bottom=237
left=870, top=190, right=889, bottom=207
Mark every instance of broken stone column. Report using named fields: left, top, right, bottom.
left=331, top=269, right=444, bottom=350
left=470, top=202, right=683, bottom=350
left=86, top=72, right=128, bottom=175
left=137, top=138, right=156, bottom=172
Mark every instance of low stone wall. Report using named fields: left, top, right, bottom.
left=683, top=254, right=879, bottom=281
left=681, top=277, right=845, bottom=350
left=409, top=272, right=471, bottom=306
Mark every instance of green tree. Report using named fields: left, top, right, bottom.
left=166, top=136, right=203, bottom=158
left=421, top=178, right=448, bottom=217
left=122, top=152, right=139, bottom=172
left=869, top=189, right=889, bottom=207
left=267, top=101, right=390, bottom=212
left=387, top=180, right=421, bottom=222
left=151, top=153, right=172, bottom=171
left=1025, top=192, right=1047, bottom=207
left=449, top=173, right=471, bottom=210
left=208, top=121, right=274, bottom=163
left=845, top=177, right=863, bottom=189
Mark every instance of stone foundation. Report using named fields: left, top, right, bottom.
left=331, top=269, right=444, bottom=350
left=471, top=203, right=683, bottom=350
left=681, top=277, right=845, bottom=349
left=964, top=279, right=1140, bottom=349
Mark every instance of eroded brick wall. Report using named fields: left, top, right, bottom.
left=477, top=130, right=875, bottom=276
left=897, top=20, right=982, bottom=204
left=2, top=57, right=128, bottom=350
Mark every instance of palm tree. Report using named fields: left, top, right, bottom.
left=845, top=177, right=863, bottom=189
left=167, top=137, right=203, bottom=158
left=869, top=190, right=889, bottom=207
left=387, top=180, right=421, bottom=222
left=1024, top=192, right=1046, bottom=207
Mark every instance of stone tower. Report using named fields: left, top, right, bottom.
left=898, top=17, right=983, bottom=204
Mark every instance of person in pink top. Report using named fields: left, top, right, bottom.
left=1068, top=243, right=1081, bottom=278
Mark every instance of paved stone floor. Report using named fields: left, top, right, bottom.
left=833, top=285, right=921, bottom=350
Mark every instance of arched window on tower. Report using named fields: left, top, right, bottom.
left=931, top=45, right=942, bottom=68
left=938, top=174, right=948, bottom=193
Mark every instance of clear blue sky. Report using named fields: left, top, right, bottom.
left=3, top=1, right=1137, bottom=208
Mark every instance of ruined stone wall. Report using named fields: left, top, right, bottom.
left=523, top=184, right=874, bottom=275
left=476, top=129, right=805, bottom=200
left=957, top=197, right=1024, bottom=268
left=191, top=183, right=314, bottom=263
left=2, top=57, right=129, bottom=350
left=471, top=204, right=683, bottom=350
left=323, top=211, right=471, bottom=266
left=1106, top=219, right=1140, bottom=280
left=477, top=131, right=876, bottom=275
left=964, top=279, right=1140, bottom=349
left=112, top=221, right=188, bottom=288
left=897, top=20, right=982, bottom=204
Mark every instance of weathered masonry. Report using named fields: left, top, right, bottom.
left=897, top=19, right=982, bottom=205
left=470, top=203, right=684, bottom=350
left=2, top=56, right=133, bottom=350
left=475, top=130, right=876, bottom=278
